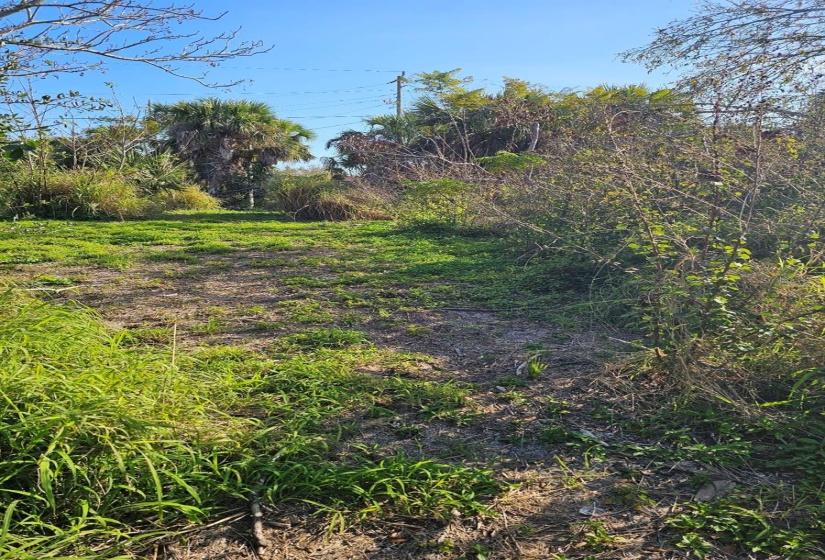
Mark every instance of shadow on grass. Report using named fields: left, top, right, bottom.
left=152, top=210, right=291, bottom=223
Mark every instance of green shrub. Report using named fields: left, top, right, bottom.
left=397, top=179, right=490, bottom=230
left=124, top=151, right=194, bottom=194
left=0, top=290, right=501, bottom=556
left=0, top=168, right=146, bottom=219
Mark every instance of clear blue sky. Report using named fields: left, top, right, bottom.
left=31, top=0, right=696, bottom=160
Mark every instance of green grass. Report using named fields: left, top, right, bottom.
left=0, top=211, right=587, bottom=314
left=0, top=287, right=500, bottom=558
left=6, top=211, right=822, bottom=558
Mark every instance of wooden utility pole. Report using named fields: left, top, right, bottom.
left=396, top=71, right=405, bottom=117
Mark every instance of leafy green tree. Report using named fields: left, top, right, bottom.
left=327, top=71, right=558, bottom=180
left=151, top=98, right=314, bottom=199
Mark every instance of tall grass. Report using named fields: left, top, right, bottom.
left=269, top=173, right=390, bottom=221
left=0, top=292, right=498, bottom=557
left=0, top=290, right=256, bottom=557
left=0, top=165, right=220, bottom=219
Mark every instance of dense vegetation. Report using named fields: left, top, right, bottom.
left=2, top=1, right=825, bottom=558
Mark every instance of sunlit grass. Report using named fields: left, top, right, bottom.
left=0, top=289, right=499, bottom=558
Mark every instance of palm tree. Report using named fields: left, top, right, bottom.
left=151, top=98, right=315, bottom=197
left=364, top=114, right=420, bottom=145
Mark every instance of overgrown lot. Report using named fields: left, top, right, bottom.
left=1, top=212, right=823, bottom=559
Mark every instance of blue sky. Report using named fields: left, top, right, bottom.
left=28, top=0, right=696, bottom=160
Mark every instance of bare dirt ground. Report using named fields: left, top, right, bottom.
left=11, top=250, right=743, bottom=560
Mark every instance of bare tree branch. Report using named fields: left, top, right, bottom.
left=0, top=1, right=269, bottom=87
left=623, top=0, right=825, bottom=102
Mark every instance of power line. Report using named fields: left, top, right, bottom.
left=313, top=121, right=366, bottom=130
left=283, top=105, right=391, bottom=119
left=275, top=95, right=390, bottom=110
left=282, top=115, right=382, bottom=119
left=33, top=84, right=394, bottom=98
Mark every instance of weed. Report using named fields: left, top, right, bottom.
left=424, top=538, right=456, bottom=554
left=187, top=241, right=234, bottom=254
left=406, top=324, right=432, bottom=336
left=499, top=390, right=528, bottom=405
left=366, top=405, right=397, bottom=419
left=665, top=498, right=820, bottom=558
left=124, top=326, right=174, bottom=345
left=0, top=293, right=254, bottom=556
left=394, top=422, right=425, bottom=439
left=577, top=519, right=621, bottom=551
left=463, top=542, right=492, bottom=560
left=606, top=482, right=655, bottom=509
left=526, top=354, right=547, bottom=379
left=540, top=425, right=607, bottom=463
left=275, top=328, right=371, bottom=351
left=261, top=454, right=500, bottom=527
left=544, top=396, right=571, bottom=418
left=277, top=299, right=334, bottom=324
left=33, top=274, right=74, bottom=286
left=496, top=376, right=529, bottom=389
left=514, top=523, right=539, bottom=536
left=675, top=532, right=714, bottom=559
left=191, top=317, right=227, bottom=335
left=244, top=305, right=266, bottom=316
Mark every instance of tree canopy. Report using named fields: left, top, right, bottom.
left=151, top=97, right=314, bottom=196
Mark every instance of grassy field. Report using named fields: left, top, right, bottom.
left=1, top=211, right=822, bottom=560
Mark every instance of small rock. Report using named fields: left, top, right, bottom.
left=693, top=480, right=736, bottom=502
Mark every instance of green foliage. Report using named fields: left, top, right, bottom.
left=399, top=179, right=485, bottom=229
left=0, top=292, right=253, bottom=557
left=0, top=291, right=501, bottom=557
left=478, top=150, right=545, bottom=174
left=3, top=168, right=147, bottom=219
left=1, top=140, right=40, bottom=161
left=147, top=185, right=221, bottom=211
left=666, top=499, right=820, bottom=558
left=262, top=454, right=500, bottom=527
left=0, top=168, right=221, bottom=219
left=276, top=328, right=371, bottom=351
left=150, top=98, right=315, bottom=196
left=125, top=151, right=194, bottom=194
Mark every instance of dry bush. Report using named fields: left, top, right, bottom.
left=274, top=178, right=391, bottom=221
left=147, top=185, right=221, bottom=212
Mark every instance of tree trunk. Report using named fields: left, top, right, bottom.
left=527, top=122, right=540, bottom=152
left=207, top=174, right=221, bottom=195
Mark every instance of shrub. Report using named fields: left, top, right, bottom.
left=124, top=151, right=194, bottom=194
left=0, top=165, right=220, bottom=219
left=397, top=179, right=492, bottom=230
left=0, top=167, right=146, bottom=219
left=147, top=184, right=221, bottom=212
left=272, top=175, right=390, bottom=221
left=0, top=291, right=254, bottom=557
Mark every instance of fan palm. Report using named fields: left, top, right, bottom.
left=151, top=98, right=315, bottom=195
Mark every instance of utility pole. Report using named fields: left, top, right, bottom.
left=396, top=71, right=405, bottom=117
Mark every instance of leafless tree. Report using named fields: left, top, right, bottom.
left=624, top=0, right=825, bottom=104
left=0, top=0, right=267, bottom=87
